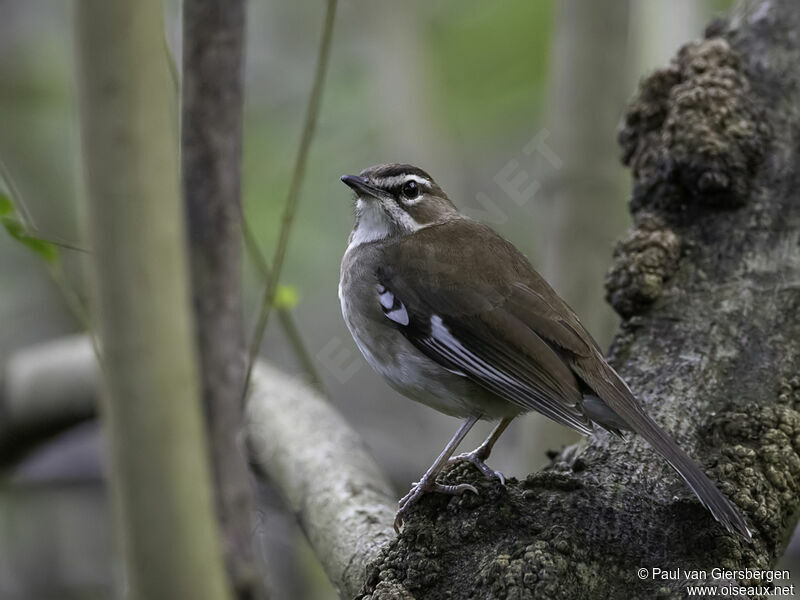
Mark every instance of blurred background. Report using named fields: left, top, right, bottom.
left=5, top=1, right=794, bottom=599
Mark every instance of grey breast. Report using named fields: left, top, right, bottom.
left=338, top=243, right=520, bottom=419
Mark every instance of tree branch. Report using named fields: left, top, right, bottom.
left=246, top=363, right=395, bottom=599
left=242, top=220, right=326, bottom=394
left=0, top=337, right=394, bottom=597
left=0, top=336, right=97, bottom=466
left=181, top=1, right=263, bottom=598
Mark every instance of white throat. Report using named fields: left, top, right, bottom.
left=346, top=199, right=393, bottom=252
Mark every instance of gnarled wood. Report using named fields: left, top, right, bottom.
left=359, top=2, right=800, bottom=598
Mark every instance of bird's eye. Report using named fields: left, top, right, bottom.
left=400, top=180, right=419, bottom=199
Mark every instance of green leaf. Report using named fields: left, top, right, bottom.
left=0, top=194, right=13, bottom=217
left=273, top=284, right=299, bottom=309
left=1, top=214, right=59, bottom=264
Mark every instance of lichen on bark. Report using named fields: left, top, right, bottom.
left=607, top=30, right=774, bottom=320
left=358, top=2, right=800, bottom=598
left=605, top=213, right=680, bottom=318
left=619, top=36, right=771, bottom=214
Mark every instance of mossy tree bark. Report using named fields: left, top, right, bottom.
left=181, top=2, right=262, bottom=598
left=75, top=2, right=232, bottom=598
left=360, top=1, right=800, bottom=598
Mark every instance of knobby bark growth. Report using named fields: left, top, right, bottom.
left=182, top=2, right=262, bottom=598
left=359, top=2, right=800, bottom=598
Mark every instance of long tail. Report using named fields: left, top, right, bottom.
left=576, top=357, right=752, bottom=539
left=624, top=408, right=752, bottom=540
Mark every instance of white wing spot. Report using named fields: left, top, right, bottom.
left=379, top=290, right=394, bottom=310
left=378, top=285, right=409, bottom=326
left=385, top=305, right=409, bottom=326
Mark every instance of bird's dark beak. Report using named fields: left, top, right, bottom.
left=341, top=174, right=383, bottom=199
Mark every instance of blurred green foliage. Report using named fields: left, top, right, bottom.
left=0, top=193, right=58, bottom=264
left=274, top=283, right=300, bottom=310
left=241, top=1, right=557, bottom=304
left=427, top=1, right=554, bottom=139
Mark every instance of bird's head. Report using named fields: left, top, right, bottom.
left=341, top=163, right=460, bottom=248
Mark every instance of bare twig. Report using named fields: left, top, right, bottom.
left=0, top=156, right=36, bottom=228
left=48, top=260, right=102, bottom=361
left=0, top=156, right=89, bottom=253
left=242, top=220, right=326, bottom=395
left=243, top=0, right=338, bottom=396
left=0, top=156, right=99, bottom=358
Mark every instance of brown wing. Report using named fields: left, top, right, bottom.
left=377, top=219, right=594, bottom=434
left=380, top=219, right=751, bottom=538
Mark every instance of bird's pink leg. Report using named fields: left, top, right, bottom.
left=448, top=416, right=513, bottom=485
left=395, top=415, right=480, bottom=532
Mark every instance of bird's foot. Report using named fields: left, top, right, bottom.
left=448, top=446, right=506, bottom=485
left=394, top=478, right=477, bottom=533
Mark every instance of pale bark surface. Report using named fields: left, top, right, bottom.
left=359, top=2, right=800, bottom=598
left=0, top=335, right=97, bottom=465
left=75, top=2, right=232, bottom=598
left=246, top=363, right=395, bottom=599
left=1, top=342, right=396, bottom=600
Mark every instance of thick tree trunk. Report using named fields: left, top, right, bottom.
left=359, top=1, right=800, bottom=598
left=181, top=2, right=262, bottom=598
left=74, top=2, right=232, bottom=598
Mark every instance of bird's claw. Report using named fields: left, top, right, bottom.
left=448, top=448, right=506, bottom=485
left=394, top=479, right=478, bottom=533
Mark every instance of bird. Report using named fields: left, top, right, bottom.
left=337, top=162, right=751, bottom=539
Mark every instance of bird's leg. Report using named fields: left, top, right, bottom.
left=395, top=415, right=479, bottom=532
left=448, top=416, right=513, bottom=485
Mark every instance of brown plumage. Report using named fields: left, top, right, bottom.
left=339, top=164, right=751, bottom=538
